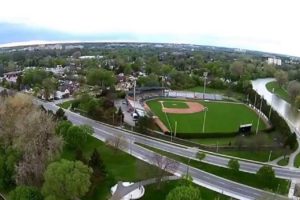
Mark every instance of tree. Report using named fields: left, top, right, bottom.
left=55, top=108, right=66, bottom=120
left=86, top=68, right=116, bottom=88
left=284, top=133, right=297, bottom=150
left=256, top=165, right=275, bottom=187
left=9, top=185, right=43, bottom=200
left=166, top=186, right=201, bottom=200
left=275, top=70, right=288, bottom=87
left=288, top=80, right=300, bottom=102
left=65, top=125, right=92, bottom=148
left=295, top=95, right=300, bottom=109
left=55, top=120, right=72, bottom=137
left=197, top=152, right=206, bottom=160
left=230, top=61, right=244, bottom=78
left=151, top=154, right=179, bottom=188
left=228, top=159, right=240, bottom=171
left=106, top=134, right=128, bottom=152
left=42, top=77, right=58, bottom=100
left=22, top=69, right=49, bottom=87
left=42, top=159, right=92, bottom=200
left=136, top=116, right=155, bottom=134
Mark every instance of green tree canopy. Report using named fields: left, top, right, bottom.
left=256, top=165, right=275, bottom=187
left=86, top=68, right=116, bottom=88
left=22, top=69, right=50, bottom=87
left=166, top=185, right=201, bottom=200
left=9, top=185, right=43, bottom=200
left=228, top=159, right=240, bottom=171
left=42, top=159, right=92, bottom=200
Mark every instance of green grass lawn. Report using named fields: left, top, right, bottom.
left=147, top=99, right=267, bottom=133
left=62, top=135, right=160, bottom=200
left=266, top=81, right=290, bottom=103
left=59, top=100, right=74, bottom=109
left=162, top=101, right=189, bottom=109
left=142, top=180, right=229, bottom=200
left=277, top=158, right=289, bottom=166
left=294, top=153, right=300, bottom=167
left=61, top=135, right=227, bottom=200
left=138, top=144, right=289, bottom=195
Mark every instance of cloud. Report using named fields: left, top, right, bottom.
left=0, top=0, right=300, bottom=56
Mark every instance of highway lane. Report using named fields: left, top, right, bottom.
left=39, top=101, right=290, bottom=200
left=40, top=101, right=300, bottom=180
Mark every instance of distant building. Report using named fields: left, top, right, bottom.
left=3, top=71, right=22, bottom=82
left=267, top=57, right=282, bottom=66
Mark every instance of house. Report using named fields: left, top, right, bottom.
left=3, top=71, right=22, bottom=82
left=55, top=89, right=70, bottom=99
left=267, top=57, right=282, bottom=66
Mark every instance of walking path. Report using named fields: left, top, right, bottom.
left=110, top=176, right=179, bottom=200
left=288, top=138, right=300, bottom=167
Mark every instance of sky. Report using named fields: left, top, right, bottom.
left=0, top=0, right=300, bottom=56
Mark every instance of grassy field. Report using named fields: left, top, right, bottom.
left=59, top=100, right=74, bottom=109
left=138, top=144, right=289, bottom=195
left=146, top=99, right=267, bottom=133
left=142, top=180, right=229, bottom=200
left=62, top=135, right=225, bottom=200
left=266, top=81, right=290, bottom=103
left=277, top=158, right=289, bottom=166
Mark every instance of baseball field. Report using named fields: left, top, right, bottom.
left=146, top=98, right=267, bottom=134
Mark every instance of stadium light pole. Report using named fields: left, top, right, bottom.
left=268, top=88, right=275, bottom=120
left=133, top=80, right=136, bottom=113
left=202, top=107, right=208, bottom=133
left=256, top=95, right=263, bottom=135
left=203, top=72, right=208, bottom=100
left=174, top=121, right=177, bottom=138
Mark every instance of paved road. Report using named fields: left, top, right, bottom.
left=40, top=100, right=300, bottom=180
left=38, top=101, right=290, bottom=200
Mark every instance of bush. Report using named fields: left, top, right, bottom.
left=256, top=165, right=276, bottom=188
left=228, top=159, right=240, bottom=171
left=197, top=152, right=206, bottom=160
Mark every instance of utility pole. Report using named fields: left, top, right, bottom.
left=133, top=80, right=136, bottom=113
left=202, top=107, right=208, bottom=133
left=268, top=150, right=272, bottom=162
left=256, top=96, right=263, bottom=135
left=268, top=88, right=275, bottom=120
left=174, top=121, right=177, bottom=138
left=203, top=72, right=208, bottom=100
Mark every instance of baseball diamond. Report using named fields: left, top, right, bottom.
left=145, top=98, right=267, bottom=134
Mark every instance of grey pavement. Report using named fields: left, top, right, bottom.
left=114, top=99, right=136, bottom=127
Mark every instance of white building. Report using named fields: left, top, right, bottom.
left=267, top=57, right=282, bottom=66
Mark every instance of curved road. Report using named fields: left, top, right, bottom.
left=39, top=101, right=290, bottom=200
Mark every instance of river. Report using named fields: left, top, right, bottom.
left=252, top=78, right=300, bottom=131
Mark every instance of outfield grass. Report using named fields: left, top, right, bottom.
left=142, top=180, right=229, bottom=200
left=147, top=99, right=267, bottom=133
left=138, top=144, right=289, bottom=195
left=266, top=81, right=290, bottom=103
